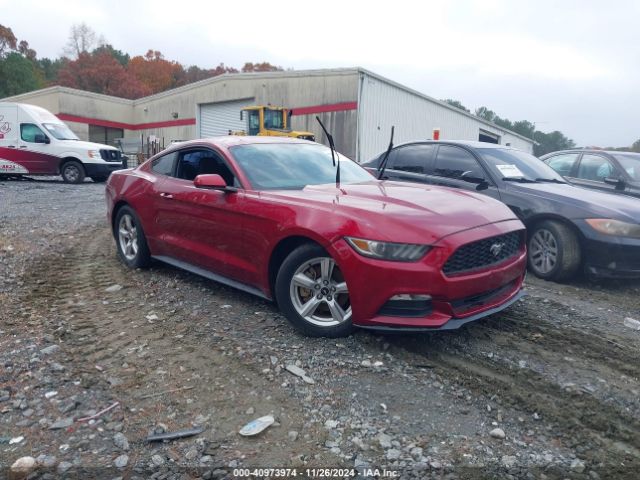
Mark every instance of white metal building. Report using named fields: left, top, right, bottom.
left=2, top=68, right=534, bottom=161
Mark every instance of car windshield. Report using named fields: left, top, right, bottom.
left=614, top=153, right=640, bottom=181
left=230, top=143, right=373, bottom=190
left=43, top=123, right=79, bottom=140
left=480, top=148, right=566, bottom=182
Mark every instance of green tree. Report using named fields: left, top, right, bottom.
left=93, top=44, right=130, bottom=66
left=36, top=57, right=67, bottom=83
left=475, top=106, right=496, bottom=122
left=0, top=52, right=44, bottom=97
left=511, top=120, right=535, bottom=139
left=442, top=99, right=470, bottom=113
left=631, top=139, right=640, bottom=153
left=533, top=130, right=576, bottom=156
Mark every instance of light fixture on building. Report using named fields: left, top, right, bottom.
left=171, top=112, right=179, bottom=119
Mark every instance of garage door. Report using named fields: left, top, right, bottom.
left=198, top=98, right=255, bottom=138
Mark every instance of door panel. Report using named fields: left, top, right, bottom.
left=17, top=123, right=58, bottom=174
left=573, top=154, right=620, bottom=193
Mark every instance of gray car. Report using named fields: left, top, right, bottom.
left=540, top=149, right=640, bottom=199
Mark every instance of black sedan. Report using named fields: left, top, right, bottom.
left=540, top=149, right=640, bottom=199
left=363, top=140, right=640, bottom=281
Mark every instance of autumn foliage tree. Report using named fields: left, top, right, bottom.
left=127, top=50, right=183, bottom=94
left=57, top=51, right=150, bottom=99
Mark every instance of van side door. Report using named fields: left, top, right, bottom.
left=17, top=123, right=57, bottom=174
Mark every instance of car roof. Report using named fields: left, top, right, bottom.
left=545, top=149, right=640, bottom=157
left=175, top=136, right=315, bottom=149
left=395, top=140, right=519, bottom=151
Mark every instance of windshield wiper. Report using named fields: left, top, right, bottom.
left=502, top=177, right=538, bottom=183
left=535, top=177, right=566, bottom=184
left=315, top=116, right=340, bottom=187
left=377, top=126, right=395, bottom=180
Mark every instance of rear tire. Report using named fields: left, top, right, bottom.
left=528, top=220, right=581, bottom=281
left=60, top=160, right=86, bottom=184
left=275, top=244, right=353, bottom=337
left=114, top=206, right=151, bottom=269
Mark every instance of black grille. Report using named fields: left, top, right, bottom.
left=100, top=149, right=122, bottom=162
left=443, top=231, right=522, bottom=276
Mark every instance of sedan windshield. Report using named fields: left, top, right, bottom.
left=480, top=148, right=566, bottom=183
left=614, top=153, right=640, bottom=181
left=230, top=143, right=373, bottom=190
left=43, top=123, right=79, bottom=140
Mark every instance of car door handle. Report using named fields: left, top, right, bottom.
left=159, top=192, right=174, bottom=199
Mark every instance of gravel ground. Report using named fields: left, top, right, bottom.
left=1, top=176, right=639, bottom=480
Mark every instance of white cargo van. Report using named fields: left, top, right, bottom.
left=0, top=102, right=126, bottom=183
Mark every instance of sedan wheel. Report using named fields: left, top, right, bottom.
left=529, top=228, right=558, bottom=275
left=276, top=244, right=353, bottom=337
left=527, top=220, right=581, bottom=281
left=114, top=206, right=151, bottom=268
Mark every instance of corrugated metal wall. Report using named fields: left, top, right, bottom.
left=357, top=72, right=533, bottom=162
left=198, top=98, right=255, bottom=137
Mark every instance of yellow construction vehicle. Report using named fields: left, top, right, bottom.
left=231, top=105, right=315, bottom=141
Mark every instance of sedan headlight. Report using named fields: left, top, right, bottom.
left=345, top=237, right=430, bottom=262
left=585, top=219, right=640, bottom=239
left=88, top=149, right=101, bottom=159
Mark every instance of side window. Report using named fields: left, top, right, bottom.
left=176, top=148, right=238, bottom=186
left=151, top=152, right=177, bottom=177
left=390, top=145, right=433, bottom=173
left=578, top=154, right=616, bottom=181
left=546, top=153, right=579, bottom=177
left=20, top=123, right=46, bottom=143
left=247, top=111, right=260, bottom=136
left=432, top=145, right=485, bottom=179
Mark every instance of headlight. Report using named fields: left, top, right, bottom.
left=88, top=150, right=101, bottom=159
left=585, top=219, right=640, bottom=239
left=345, top=237, right=430, bottom=262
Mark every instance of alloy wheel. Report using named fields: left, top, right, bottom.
left=118, top=214, right=139, bottom=261
left=289, top=257, right=351, bottom=327
left=530, top=228, right=558, bottom=274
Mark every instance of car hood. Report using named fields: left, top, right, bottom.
left=262, top=180, right=521, bottom=244
left=56, top=140, right=118, bottom=151
left=507, top=182, right=640, bottom=222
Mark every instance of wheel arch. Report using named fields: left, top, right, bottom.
left=111, top=200, right=130, bottom=237
left=268, top=235, right=325, bottom=299
left=523, top=214, right=586, bottom=245
left=57, top=156, right=83, bottom=174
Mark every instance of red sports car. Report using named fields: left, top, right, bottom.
left=106, top=137, right=526, bottom=337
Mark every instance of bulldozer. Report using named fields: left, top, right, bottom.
left=230, top=105, right=315, bottom=141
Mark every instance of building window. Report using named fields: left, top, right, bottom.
left=89, top=125, right=124, bottom=147
left=479, top=129, right=500, bottom=144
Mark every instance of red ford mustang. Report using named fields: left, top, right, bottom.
left=106, top=136, right=527, bottom=337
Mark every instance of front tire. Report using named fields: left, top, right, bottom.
left=528, top=220, right=581, bottom=281
left=275, top=244, right=353, bottom=337
left=114, top=206, right=151, bottom=269
left=60, top=160, right=86, bottom=184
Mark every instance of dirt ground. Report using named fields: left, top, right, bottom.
left=1, top=177, right=639, bottom=480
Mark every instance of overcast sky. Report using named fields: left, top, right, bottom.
left=2, top=0, right=638, bottom=147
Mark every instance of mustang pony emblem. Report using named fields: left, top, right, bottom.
left=490, top=242, right=505, bottom=257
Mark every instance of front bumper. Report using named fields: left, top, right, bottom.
left=332, top=219, right=527, bottom=331
left=575, top=220, right=640, bottom=278
left=83, top=161, right=127, bottom=178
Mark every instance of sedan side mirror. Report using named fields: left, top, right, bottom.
left=604, top=176, right=625, bottom=190
left=460, top=171, right=490, bottom=190
left=194, top=174, right=237, bottom=192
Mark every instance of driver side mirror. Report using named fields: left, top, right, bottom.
left=34, top=133, right=50, bottom=144
left=194, top=174, right=236, bottom=192
left=604, top=176, right=625, bottom=190
left=460, top=171, right=489, bottom=190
